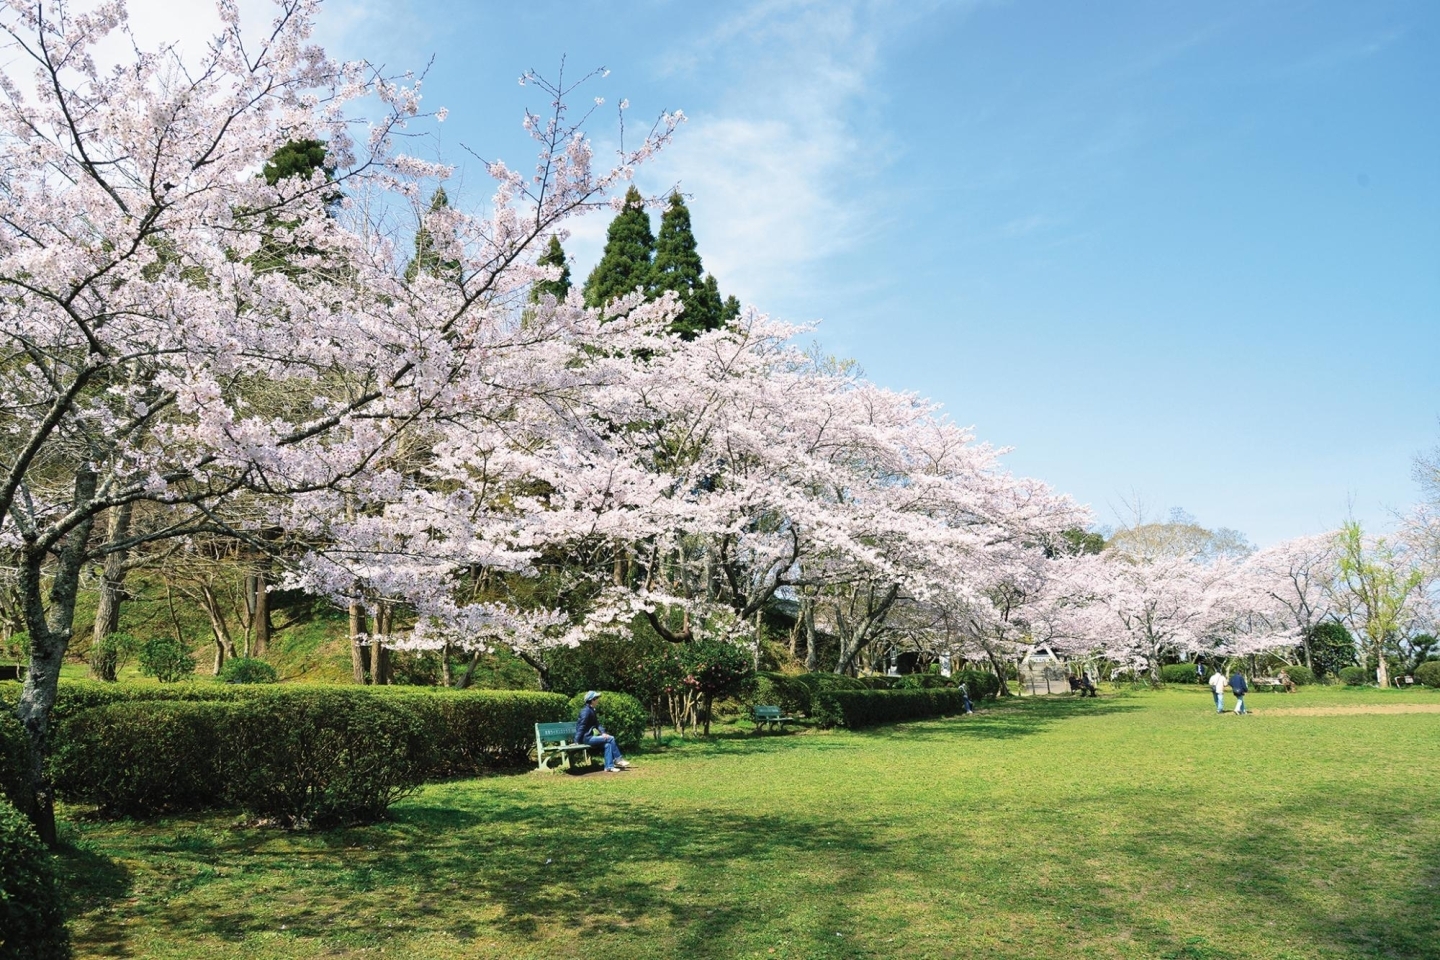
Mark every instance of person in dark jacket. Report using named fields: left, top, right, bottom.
left=1229, top=671, right=1249, bottom=715
left=575, top=691, right=629, bottom=772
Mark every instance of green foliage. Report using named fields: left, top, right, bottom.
left=1284, top=665, right=1315, bottom=686
left=369, top=688, right=570, bottom=775
left=547, top=629, right=671, bottom=697
left=52, top=701, right=228, bottom=815
left=404, top=187, right=461, bottom=283
left=565, top=691, right=646, bottom=750
left=88, top=631, right=139, bottom=682
left=679, top=638, right=752, bottom=698
left=811, top=689, right=973, bottom=729
left=261, top=138, right=332, bottom=187
left=894, top=672, right=955, bottom=690
left=955, top=669, right=1002, bottom=701
left=223, top=690, right=427, bottom=827
left=217, top=657, right=278, bottom=684
left=651, top=192, right=726, bottom=338
left=46, top=684, right=572, bottom=820
left=0, top=796, right=69, bottom=959
left=746, top=673, right=816, bottom=716
left=138, top=637, right=197, bottom=683
left=1306, top=621, right=1357, bottom=679
left=1338, top=665, right=1370, bottom=686
left=0, top=708, right=30, bottom=813
left=530, top=235, right=572, bottom=303
left=583, top=186, right=655, bottom=314
left=1160, top=663, right=1202, bottom=684
left=2, top=631, right=29, bottom=663
left=1415, top=661, right=1440, bottom=688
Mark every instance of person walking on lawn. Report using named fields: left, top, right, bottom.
left=1229, top=670, right=1249, bottom=715
left=575, top=691, right=630, bottom=772
left=1208, top=668, right=1228, bottom=713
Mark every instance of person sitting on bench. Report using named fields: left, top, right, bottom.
left=575, top=691, right=630, bottom=773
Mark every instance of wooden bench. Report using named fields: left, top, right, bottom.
left=534, top=721, right=597, bottom=773
left=752, top=704, right=797, bottom=733
left=1252, top=677, right=1292, bottom=693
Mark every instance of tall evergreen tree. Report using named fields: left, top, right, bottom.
left=583, top=186, right=655, bottom=315
left=531, top=235, right=572, bottom=303
left=653, top=191, right=728, bottom=338
left=405, top=188, right=461, bottom=283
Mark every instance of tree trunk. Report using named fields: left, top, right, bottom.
left=803, top=600, right=818, bottom=672
left=1375, top=641, right=1390, bottom=689
left=369, top=602, right=391, bottom=685
left=18, top=469, right=99, bottom=846
left=89, top=502, right=133, bottom=681
left=349, top=600, right=368, bottom=683
left=199, top=583, right=235, bottom=675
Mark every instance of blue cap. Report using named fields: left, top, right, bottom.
left=584, top=690, right=601, bottom=702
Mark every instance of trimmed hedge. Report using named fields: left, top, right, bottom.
left=1285, top=665, right=1316, bottom=686
left=47, top=684, right=572, bottom=823
left=1339, top=666, right=1370, bottom=686
left=894, top=673, right=955, bottom=690
left=1415, top=661, right=1440, bottom=689
left=955, top=670, right=1002, bottom=702
left=812, top=689, right=973, bottom=729
left=1160, top=663, right=1202, bottom=684
left=565, top=691, right=645, bottom=750
left=0, top=796, right=70, bottom=959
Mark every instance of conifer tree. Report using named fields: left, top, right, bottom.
left=531, top=235, right=571, bottom=303
left=653, top=191, right=726, bottom=338
left=583, top=185, right=655, bottom=314
left=405, top=187, right=461, bottom=282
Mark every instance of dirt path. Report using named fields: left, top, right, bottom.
left=1261, top=704, right=1440, bottom=716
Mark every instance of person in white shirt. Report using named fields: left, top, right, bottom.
left=1208, top=670, right=1227, bottom=714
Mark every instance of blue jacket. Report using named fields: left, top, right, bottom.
left=1229, top=673, right=1248, bottom=695
left=575, top=703, right=605, bottom=743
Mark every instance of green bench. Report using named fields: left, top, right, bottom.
left=752, top=704, right=797, bottom=733
left=534, top=721, right=597, bottom=773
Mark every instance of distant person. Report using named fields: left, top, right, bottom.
left=575, top=691, right=630, bottom=772
left=1079, top=673, right=1098, bottom=698
left=960, top=682, right=974, bottom=714
left=1196, top=662, right=1205, bottom=682
left=1229, top=670, right=1249, bottom=715
left=1208, top=669, right=1227, bottom=714
left=1279, top=669, right=1295, bottom=694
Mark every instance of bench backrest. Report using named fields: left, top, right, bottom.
left=536, top=721, right=576, bottom=744
left=754, top=705, right=782, bottom=720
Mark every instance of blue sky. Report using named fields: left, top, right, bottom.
left=158, top=0, right=1440, bottom=545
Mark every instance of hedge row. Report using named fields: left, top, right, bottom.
left=748, top=671, right=1000, bottom=718
left=44, top=685, right=569, bottom=823
left=0, top=701, right=29, bottom=813
left=811, top=688, right=973, bottom=729
left=1417, top=661, right=1440, bottom=688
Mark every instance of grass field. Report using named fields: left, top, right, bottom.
left=55, top=685, right=1440, bottom=959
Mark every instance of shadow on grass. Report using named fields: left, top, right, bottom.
left=844, top=695, right=1142, bottom=743
left=54, top=834, right=134, bottom=956
left=65, top=796, right=893, bottom=957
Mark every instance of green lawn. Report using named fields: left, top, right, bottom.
left=55, top=685, right=1440, bottom=959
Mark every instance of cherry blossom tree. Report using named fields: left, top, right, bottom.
left=0, top=0, right=678, bottom=841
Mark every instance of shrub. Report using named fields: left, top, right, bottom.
left=223, top=690, right=427, bottom=827
left=566, top=691, right=645, bottom=750
left=372, top=688, right=570, bottom=775
left=1160, top=663, right=1201, bottom=684
left=895, top=673, right=955, bottom=690
left=0, top=796, right=70, bottom=960
left=138, top=637, right=197, bottom=682
left=1339, top=665, right=1370, bottom=686
left=1285, top=665, right=1315, bottom=686
left=1415, top=661, right=1440, bottom=689
left=51, top=701, right=227, bottom=815
left=857, top=676, right=899, bottom=690
left=0, top=708, right=31, bottom=813
left=217, top=657, right=278, bottom=684
left=747, top=673, right=816, bottom=716
left=812, top=688, right=971, bottom=729
left=956, top=670, right=1002, bottom=701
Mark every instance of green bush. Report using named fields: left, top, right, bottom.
left=747, top=673, right=816, bottom=716
left=566, top=691, right=645, bottom=750
left=1284, top=665, right=1315, bottom=686
left=812, top=688, right=972, bottom=729
left=137, top=637, right=197, bottom=682
left=895, top=673, right=955, bottom=690
left=47, top=685, right=572, bottom=819
left=857, top=676, right=900, bottom=690
left=217, top=657, right=278, bottom=684
left=1414, top=661, right=1440, bottom=689
left=0, top=796, right=70, bottom=959
left=1160, top=663, right=1202, bottom=684
left=224, top=690, right=427, bottom=827
left=52, top=701, right=228, bottom=815
left=0, top=708, right=31, bottom=813
left=956, top=670, right=1002, bottom=701
left=1339, top=666, right=1370, bottom=686
left=372, top=688, right=570, bottom=776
